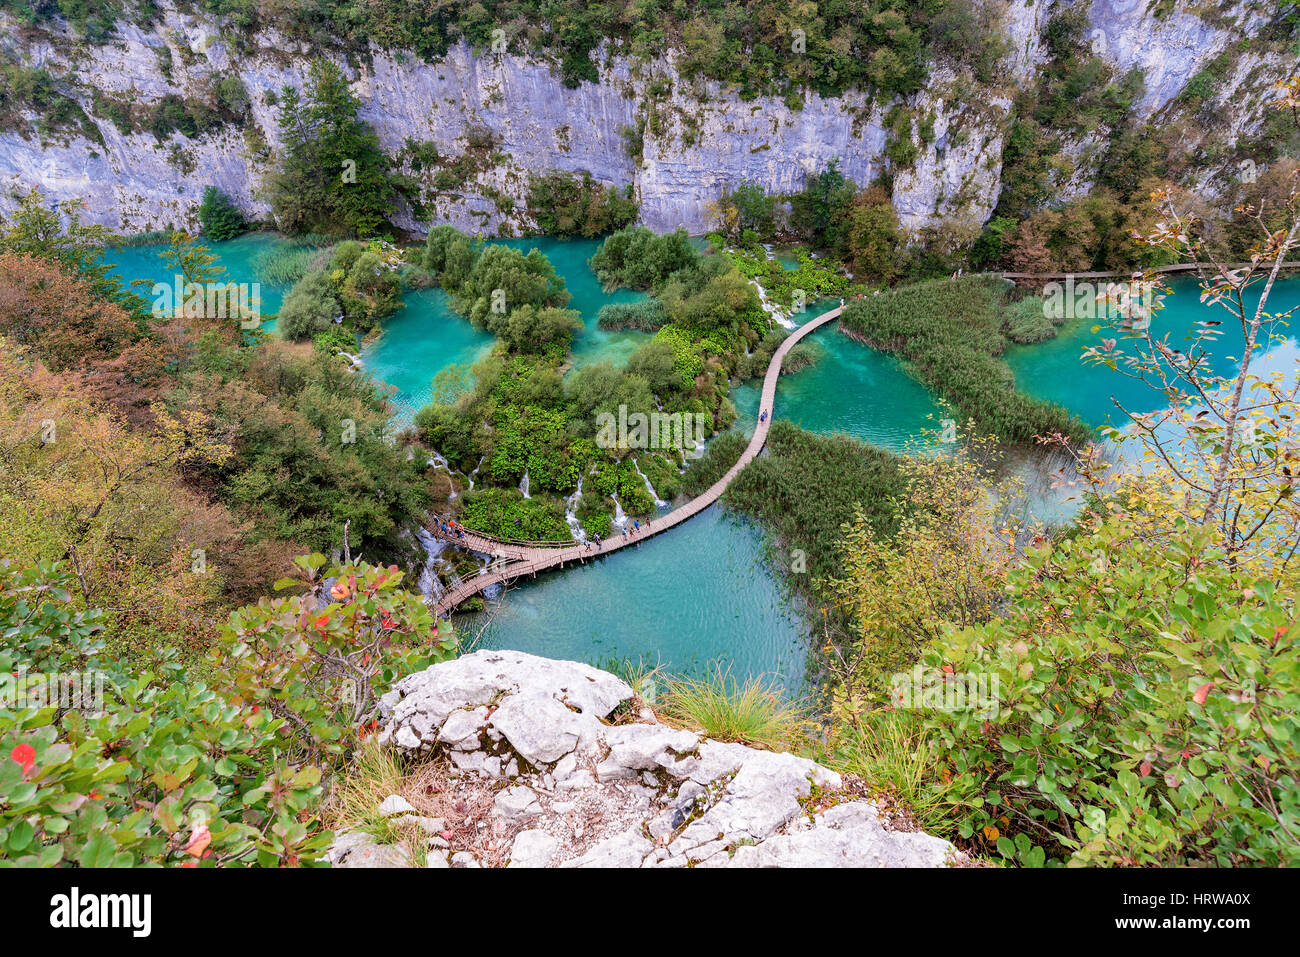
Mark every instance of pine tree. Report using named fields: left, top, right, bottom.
left=268, top=60, right=407, bottom=237
left=198, top=186, right=247, bottom=241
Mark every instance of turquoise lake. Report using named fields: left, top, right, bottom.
left=103, top=231, right=299, bottom=317
left=104, top=235, right=1300, bottom=693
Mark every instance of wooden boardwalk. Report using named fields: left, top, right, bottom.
left=426, top=305, right=845, bottom=617
left=1000, top=261, right=1300, bottom=281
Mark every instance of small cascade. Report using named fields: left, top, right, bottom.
left=611, top=495, right=629, bottom=529
left=749, top=277, right=796, bottom=329
left=633, top=458, right=669, bottom=507
left=519, top=468, right=531, bottom=499
left=425, top=450, right=457, bottom=500
left=735, top=244, right=796, bottom=329
left=415, top=527, right=450, bottom=601
left=335, top=350, right=364, bottom=370
left=466, top=455, right=484, bottom=492
left=564, top=476, right=587, bottom=542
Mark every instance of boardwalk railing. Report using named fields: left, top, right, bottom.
left=426, top=304, right=845, bottom=618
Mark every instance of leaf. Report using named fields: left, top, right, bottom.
left=1192, top=681, right=1215, bottom=706
left=7, top=820, right=34, bottom=852
left=78, top=831, right=117, bottom=868
left=983, top=823, right=1000, bottom=842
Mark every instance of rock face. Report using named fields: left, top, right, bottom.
left=0, top=1, right=1276, bottom=239
left=325, top=649, right=961, bottom=868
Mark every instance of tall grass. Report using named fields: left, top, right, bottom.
left=593, top=654, right=664, bottom=702
left=680, top=431, right=747, bottom=496
left=107, top=230, right=170, bottom=247
left=253, top=240, right=334, bottom=286
left=827, top=709, right=979, bottom=840
left=323, top=739, right=408, bottom=837
left=840, top=275, right=1091, bottom=444
left=658, top=667, right=814, bottom=753
left=724, top=420, right=909, bottom=583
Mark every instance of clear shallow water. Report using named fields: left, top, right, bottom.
left=469, top=507, right=812, bottom=692
left=733, top=317, right=945, bottom=451
left=495, top=236, right=653, bottom=369
left=467, top=304, right=946, bottom=688
left=101, top=232, right=297, bottom=320
left=103, top=232, right=815, bottom=686
left=1004, top=276, right=1300, bottom=522
left=363, top=287, right=495, bottom=423
left=1006, top=276, right=1300, bottom=428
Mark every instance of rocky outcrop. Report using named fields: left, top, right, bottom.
left=0, top=1, right=1277, bottom=240
left=325, top=649, right=961, bottom=868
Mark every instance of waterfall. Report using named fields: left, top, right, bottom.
left=564, top=476, right=587, bottom=542
left=466, top=455, right=484, bottom=492
left=611, top=495, right=628, bottom=528
left=748, top=277, right=796, bottom=329
left=416, top=527, right=450, bottom=601
left=633, top=458, right=669, bottom=507
left=736, top=244, right=797, bottom=329
left=519, top=468, right=531, bottom=499
left=425, top=450, right=457, bottom=500
left=335, top=351, right=364, bottom=370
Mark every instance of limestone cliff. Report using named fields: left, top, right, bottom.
left=0, top=1, right=1284, bottom=238
left=325, top=649, right=962, bottom=868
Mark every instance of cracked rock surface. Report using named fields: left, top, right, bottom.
left=327, top=650, right=961, bottom=868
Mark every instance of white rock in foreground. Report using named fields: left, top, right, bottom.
left=329, top=650, right=962, bottom=869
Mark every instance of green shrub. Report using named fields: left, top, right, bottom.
left=198, top=186, right=247, bottom=241
left=589, top=226, right=697, bottom=290
left=459, top=487, right=571, bottom=541
left=922, top=519, right=1300, bottom=867
left=0, top=553, right=454, bottom=867
left=422, top=224, right=469, bottom=273
left=526, top=170, right=637, bottom=238
left=312, top=326, right=358, bottom=356
left=453, top=243, right=571, bottom=325
left=278, top=270, right=339, bottom=340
